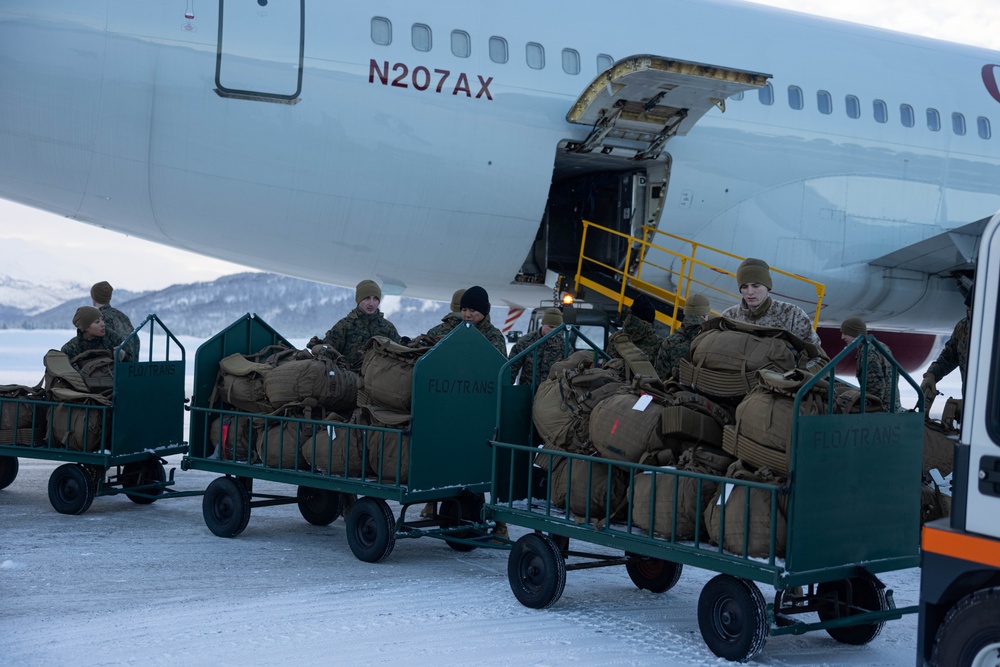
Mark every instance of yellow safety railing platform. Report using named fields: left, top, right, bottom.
left=571, top=220, right=825, bottom=333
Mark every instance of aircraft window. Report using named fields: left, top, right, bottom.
left=873, top=99, right=888, bottom=123
left=787, top=86, right=803, bottom=110
left=411, top=24, right=431, bottom=52
left=845, top=95, right=860, bottom=119
left=952, top=112, right=966, bottom=136
left=900, top=104, right=915, bottom=127
left=927, top=108, right=941, bottom=132
left=979, top=116, right=992, bottom=140
left=817, top=90, right=832, bottom=115
left=451, top=30, right=470, bottom=58
left=597, top=54, right=613, bottom=72
left=489, top=36, right=508, bottom=64
left=562, top=49, right=580, bottom=75
left=526, top=42, right=545, bottom=70
left=758, top=83, right=773, bottom=105
left=371, top=17, right=391, bottom=46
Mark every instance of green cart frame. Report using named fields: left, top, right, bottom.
left=182, top=314, right=508, bottom=562
left=0, top=314, right=188, bottom=514
left=487, top=329, right=925, bottom=661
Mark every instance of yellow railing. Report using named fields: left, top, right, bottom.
left=572, top=220, right=825, bottom=333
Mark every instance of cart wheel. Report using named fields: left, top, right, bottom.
left=507, top=533, right=566, bottom=609
left=202, top=476, right=251, bottom=538
left=932, top=587, right=1000, bottom=666
left=296, top=486, right=342, bottom=526
left=438, top=494, right=484, bottom=552
left=697, top=574, right=768, bottom=662
left=48, top=464, right=97, bottom=515
left=816, top=572, right=887, bottom=645
left=625, top=554, right=683, bottom=593
left=346, top=497, right=396, bottom=563
left=0, top=455, right=18, bottom=490
left=122, top=460, right=166, bottom=505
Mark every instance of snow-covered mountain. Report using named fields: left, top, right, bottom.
left=0, top=272, right=462, bottom=338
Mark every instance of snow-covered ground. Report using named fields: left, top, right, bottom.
left=1, top=330, right=959, bottom=666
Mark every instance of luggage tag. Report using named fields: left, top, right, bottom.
left=717, top=483, right=734, bottom=505
left=328, top=424, right=337, bottom=440
left=632, top=393, right=653, bottom=411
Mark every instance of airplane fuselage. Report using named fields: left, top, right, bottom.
left=1, top=1, right=998, bottom=333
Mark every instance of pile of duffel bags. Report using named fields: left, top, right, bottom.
left=209, top=335, right=436, bottom=481
left=38, top=349, right=115, bottom=451
left=530, top=316, right=901, bottom=559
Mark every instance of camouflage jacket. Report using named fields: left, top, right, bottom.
left=473, top=314, right=508, bottom=357
left=322, top=308, right=400, bottom=370
left=653, top=316, right=703, bottom=381
left=100, top=305, right=139, bottom=361
left=927, top=316, right=970, bottom=396
left=426, top=312, right=463, bottom=338
left=720, top=297, right=825, bottom=367
left=508, top=329, right=567, bottom=387
left=607, top=314, right=661, bottom=361
left=855, top=341, right=903, bottom=412
left=61, top=331, right=130, bottom=362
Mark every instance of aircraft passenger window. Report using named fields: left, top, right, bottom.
left=758, top=83, right=773, bottom=105
left=979, top=116, right=992, bottom=140
left=562, top=49, right=580, bottom=75
left=411, top=24, right=431, bottom=52
left=873, top=99, right=888, bottom=123
left=597, top=54, right=613, bottom=73
left=845, top=95, right=860, bottom=119
left=817, top=90, right=832, bottom=115
left=526, top=42, right=545, bottom=70
left=787, top=86, right=803, bottom=110
left=371, top=17, right=391, bottom=46
left=900, top=104, right=915, bottom=127
left=927, top=108, right=941, bottom=132
left=952, top=112, right=966, bottom=136
left=451, top=31, right=470, bottom=58
left=489, top=37, right=508, bottom=64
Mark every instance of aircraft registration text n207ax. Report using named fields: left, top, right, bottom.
left=1, top=0, right=999, bottom=334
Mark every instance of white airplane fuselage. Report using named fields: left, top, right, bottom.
left=1, top=1, right=999, bottom=333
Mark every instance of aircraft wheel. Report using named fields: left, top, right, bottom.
left=346, top=497, right=396, bottom=563
left=0, top=455, right=18, bottom=490
left=48, top=463, right=96, bottom=515
left=122, top=460, right=166, bottom=504
left=507, top=533, right=566, bottom=609
left=296, top=486, right=342, bottom=526
left=697, top=574, right=768, bottom=662
left=202, top=476, right=251, bottom=537
left=931, top=587, right=1000, bottom=666
left=625, top=554, right=683, bottom=593
left=817, top=571, right=887, bottom=645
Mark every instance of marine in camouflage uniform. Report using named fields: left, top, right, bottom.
left=653, top=294, right=710, bottom=381
left=925, top=314, right=971, bottom=398
left=91, top=281, right=139, bottom=361
left=61, top=306, right=131, bottom=361
left=509, top=308, right=566, bottom=388
left=607, top=314, right=661, bottom=361
left=316, top=280, right=400, bottom=371
left=427, top=312, right=463, bottom=339
left=722, top=258, right=826, bottom=369
left=841, top=315, right=902, bottom=412
left=472, top=314, right=507, bottom=357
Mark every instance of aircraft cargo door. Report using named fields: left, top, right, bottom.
left=527, top=55, right=769, bottom=284
left=216, top=0, right=304, bottom=102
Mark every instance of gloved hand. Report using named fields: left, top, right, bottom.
left=920, top=372, right=937, bottom=397
left=306, top=335, right=322, bottom=348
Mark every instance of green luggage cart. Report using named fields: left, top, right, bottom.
left=0, top=314, right=188, bottom=514
left=487, top=331, right=924, bottom=662
left=183, top=314, right=507, bottom=562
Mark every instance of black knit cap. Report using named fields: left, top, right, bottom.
left=460, top=285, right=490, bottom=315
left=630, top=294, right=656, bottom=324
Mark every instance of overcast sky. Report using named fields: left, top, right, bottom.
left=0, top=0, right=997, bottom=291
